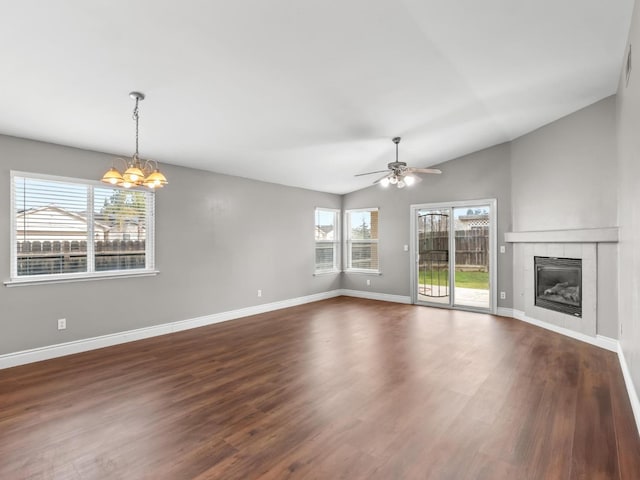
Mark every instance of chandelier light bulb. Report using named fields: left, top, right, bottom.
left=389, top=175, right=398, bottom=185
left=397, top=180, right=406, bottom=188
left=380, top=177, right=390, bottom=187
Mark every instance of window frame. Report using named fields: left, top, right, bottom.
left=314, top=207, right=340, bottom=275
left=6, top=171, right=157, bottom=286
left=344, top=207, right=380, bottom=274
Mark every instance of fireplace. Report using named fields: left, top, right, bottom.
left=534, top=256, right=582, bottom=317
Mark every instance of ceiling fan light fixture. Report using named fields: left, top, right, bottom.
left=355, top=136, right=442, bottom=189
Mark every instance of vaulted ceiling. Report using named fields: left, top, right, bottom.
left=0, top=0, right=633, bottom=193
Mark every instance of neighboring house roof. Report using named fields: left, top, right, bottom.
left=315, top=225, right=335, bottom=240
left=458, top=214, right=489, bottom=222
left=456, top=213, right=489, bottom=230
left=16, top=205, right=111, bottom=236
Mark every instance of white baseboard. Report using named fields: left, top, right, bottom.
left=595, top=335, right=620, bottom=352
left=0, top=289, right=342, bottom=370
left=498, top=308, right=617, bottom=353
left=496, top=307, right=515, bottom=318
left=617, top=344, right=640, bottom=436
left=339, top=289, right=412, bottom=304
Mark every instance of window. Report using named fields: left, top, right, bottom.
left=9, top=172, right=155, bottom=284
left=315, top=208, right=340, bottom=273
left=345, top=208, right=379, bottom=272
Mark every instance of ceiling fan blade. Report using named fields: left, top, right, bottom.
left=407, top=167, right=442, bottom=174
left=355, top=169, right=391, bottom=177
left=373, top=173, right=391, bottom=184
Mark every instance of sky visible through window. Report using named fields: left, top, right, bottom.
left=455, top=207, right=489, bottom=218
left=349, top=211, right=370, bottom=229
left=315, top=209, right=335, bottom=227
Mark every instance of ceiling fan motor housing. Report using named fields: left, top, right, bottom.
left=387, top=161, right=407, bottom=173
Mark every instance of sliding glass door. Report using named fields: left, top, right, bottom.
left=452, top=205, right=491, bottom=309
left=411, top=200, right=496, bottom=313
left=417, top=208, right=450, bottom=305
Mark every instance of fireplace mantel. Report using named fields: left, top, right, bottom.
left=505, top=227, right=618, bottom=243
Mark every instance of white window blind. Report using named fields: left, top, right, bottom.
left=345, top=208, right=379, bottom=272
left=10, top=172, right=155, bottom=282
left=315, top=208, right=340, bottom=273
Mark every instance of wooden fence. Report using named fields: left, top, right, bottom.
left=419, top=227, right=488, bottom=271
left=16, top=240, right=146, bottom=275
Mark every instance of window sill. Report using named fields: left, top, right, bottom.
left=4, top=270, right=160, bottom=287
left=313, top=269, right=341, bottom=276
left=344, top=269, right=382, bottom=275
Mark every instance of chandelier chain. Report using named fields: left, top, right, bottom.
left=133, top=97, right=140, bottom=157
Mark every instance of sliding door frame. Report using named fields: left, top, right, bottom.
left=410, top=198, right=497, bottom=314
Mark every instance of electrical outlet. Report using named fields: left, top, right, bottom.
left=257, top=289, right=262, bottom=297
left=366, top=279, right=371, bottom=286
left=500, top=291, right=506, bottom=300
left=57, top=318, right=66, bottom=330
left=500, top=245, right=506, bottom=254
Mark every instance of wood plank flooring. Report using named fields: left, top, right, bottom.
left=1, top=297, right=639, bottom=479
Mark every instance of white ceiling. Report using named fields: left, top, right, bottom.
left=0, top=0, right=633, bottom=194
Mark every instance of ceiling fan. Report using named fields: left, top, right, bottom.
left=356, top=137, right=442, bottom=188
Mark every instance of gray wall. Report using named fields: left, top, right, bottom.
left=0, top=84, right=628, bottom=357
left=511, top=96, right=618, bottom=232
left=0, top=134, right=341, bottom=355
left=616, top=0, right=640, bottom=408
left=342, top=143, right=513, bottom=308
left=509, top=97, right=619, bottom=338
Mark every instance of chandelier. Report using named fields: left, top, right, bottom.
left=101, top=91, right=168, bottom=189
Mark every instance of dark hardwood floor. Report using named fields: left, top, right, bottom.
left=1, top=297, right=639, bottom=479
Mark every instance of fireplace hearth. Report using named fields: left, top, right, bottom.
left=534, top=256, right=582, bottom=317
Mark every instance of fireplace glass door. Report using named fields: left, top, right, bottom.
left=534, top=256, right=582, bottom=317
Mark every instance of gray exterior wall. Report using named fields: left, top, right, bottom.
left=0, top=134, right=341, bottom=355
left=510, top=97, right=619, bottom=338
left=616, top=0, right=640, bottom=411
left=342, top=143, right=513, bottom=308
